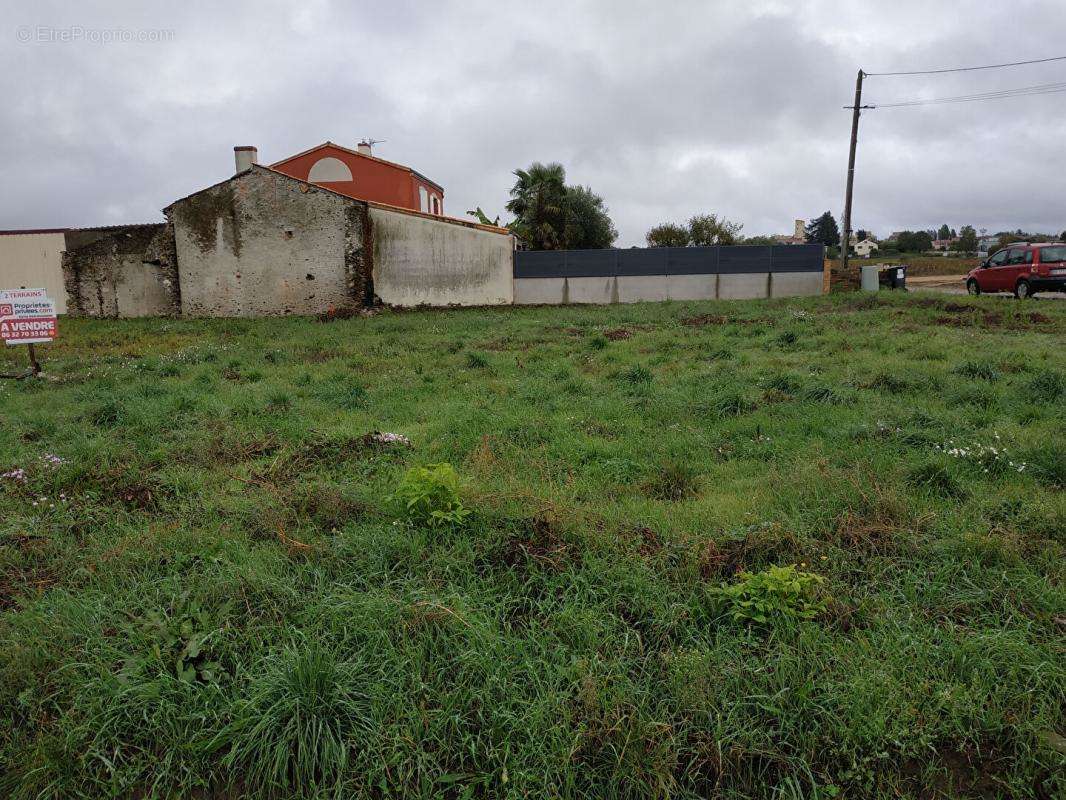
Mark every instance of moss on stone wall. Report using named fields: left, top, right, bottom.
left=173, top=184, right=242, bottom=257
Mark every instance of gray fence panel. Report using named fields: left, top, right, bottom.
left=513, top=250, right=566, bottom=278
left=718, top=246, right=772, bottom=274
left=769, top=244, right=825, bottom=272
left=666, top=246, right=718, bottom=275
left=514, top=244, right=823, bottom=278
left=617, top=248, right=668, bottom=275
left=563, top=249, right=617, bottom=277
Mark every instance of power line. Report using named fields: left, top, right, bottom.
left=837, top=53, right=1066, bottom=279
left=870, top=80, right=1066, bottom=108
left=866, top=54, right=1066, bottom=76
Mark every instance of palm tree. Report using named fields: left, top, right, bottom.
left=505, top=162, right=568, bottom=250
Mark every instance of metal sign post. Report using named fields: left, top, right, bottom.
left=1, top=288, right=57, bottom=378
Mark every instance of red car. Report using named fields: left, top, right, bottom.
left=966, top=242, right=1066, bottom=298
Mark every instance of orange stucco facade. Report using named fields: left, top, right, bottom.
left=270, top=142, right=444, bottom=215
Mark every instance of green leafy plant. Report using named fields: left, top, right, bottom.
left=126, top=592, right=228, bottom=684
left=390, top=462, right=471, bottom=528
left=713, top=564, right=827, bottom=625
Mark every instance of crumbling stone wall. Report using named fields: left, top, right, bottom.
left=169, top=166, right=372, bottom=317
left=62, top=224, right=179, bottom=317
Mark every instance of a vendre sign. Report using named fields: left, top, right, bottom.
left=1, top=288, right=58, bottom=345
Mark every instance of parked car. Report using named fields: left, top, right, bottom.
left=965, top=242, right=1066, bottom=298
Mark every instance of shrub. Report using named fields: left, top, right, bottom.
left=390, top=462, right=471, bottom=528
left=712, top=390, right=754, bottom=416
left=265, top=390, right=292, bottom=413
left=764, top=373, right=800, bottom=395
left=621, top=365, right=652, bottom=385
left=465, top=351, right=489, bottom=369
left=907, top=461, right=967, bottom=499
left=954, top=360, right=1001, bottom=382
left=207, top=644, right=372, bottom=794
left=1025, top=370, right=1064, bottom=404
left=713, top=564, right=827, bottom=625
left=1023, top=442, right=1065, bottom=488
left=644, top=459, right=699, bottom=501
left=86, top=398, right=125, bottom=428
left=803, top=383, right=847, bottom=405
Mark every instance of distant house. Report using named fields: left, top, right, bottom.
left=267, top=140, right=445, bottom=216
left=977, top=236, right=1000, bottom=254
left=854, top=239, right=879, bottom=258
left=931, top=238, right=958, bottom=251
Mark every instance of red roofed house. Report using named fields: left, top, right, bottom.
left=262, top=141, right=445, bottom=216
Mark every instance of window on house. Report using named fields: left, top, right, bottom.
left=418, top=187, right=429, bottom=213
left=432, top=196, right=439, bottom=215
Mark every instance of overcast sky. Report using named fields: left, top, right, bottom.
left=2, top=1, right=1065, bottom=245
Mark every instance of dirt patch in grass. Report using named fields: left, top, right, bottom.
left=698, top=526, right=804, bottom=580
left=113, top=482, right=161, bottom=511
left=255, top=432, right=407, bottom=481
left=287, top=482, right=369, bottom=530
left=78, top=468, right=173, bottom=512
left=604, top=328, right=632, bottom=341
left=205, top=431, right=281, bottom=466
left=897, top=740, right=1014, bottom=800
left=298, top=345, right=343, bottom=364
left=931, top=308, right=1055, bottom=331
left=481, top=338, right=532, bottom=352
left=618, top=524, right=666, bottom=558
left=933, top=312, right=1000, bottom=328
left=682, top=314, right=729, bottom=327
left=495, top=516, right=576, bottom=574
left=0, top=565, right=58, bottom=610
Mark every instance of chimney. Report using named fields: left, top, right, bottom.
left=357, top=140, right=372, bottom=156
left=234, top=145, right=258, bottom=173
left=794, top=219, right=805, bottom=239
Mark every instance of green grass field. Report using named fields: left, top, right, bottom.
left=1, top=293, right=1063, bottom=799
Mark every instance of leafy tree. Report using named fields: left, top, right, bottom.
left=505, top=162, right=616, bottom=250
left=896, top=230, right=933, bottom=252
left=856, top=229, right=871, bottom=242
left=505, top=162, right=567, bottom=250
left=805, top=211, right=840, bottom=248
left=562, top=186, right=617, bottom=249
left=1060, top=229, right=1066, bottom=241
left=646, top=223, right=691, bottom=247
left=937, top=224, right=951, bottom=240
left=741, top=235, right=778, bottom=246
left=956, top=225, right=977, bottom=252
left=689, top=213, right=743, bottom=246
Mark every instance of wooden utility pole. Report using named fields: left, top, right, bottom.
left=841, top=69, right=869, bottom=280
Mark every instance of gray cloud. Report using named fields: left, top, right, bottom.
left=2, top=0, right=1064, bottom=244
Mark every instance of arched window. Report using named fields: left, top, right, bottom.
left=307, top=157, right=353, bottom=182
left=431, top=196, right=440, bottom=215
left=418, top=186, right=429, bottom=213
